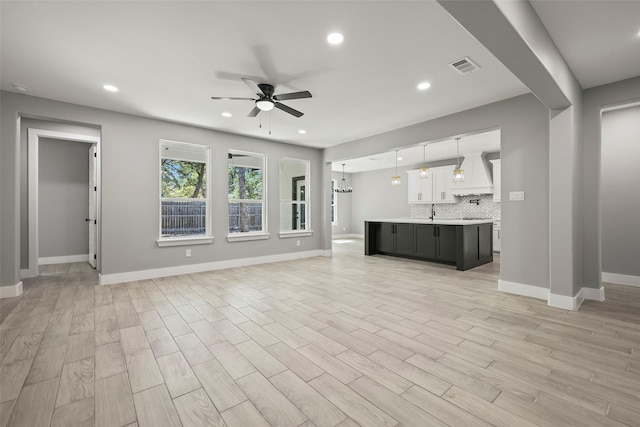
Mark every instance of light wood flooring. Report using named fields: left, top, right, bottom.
left=1, top=239, right=640, bottom=427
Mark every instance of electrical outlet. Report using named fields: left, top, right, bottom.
left=296, top=240, right=300, bottom=247
left=185, top=249, right=191, bottom=257
left=509, top=191, right=525, bottom=201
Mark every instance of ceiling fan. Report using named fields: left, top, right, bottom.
left=212, top=78, right=312, bottom=118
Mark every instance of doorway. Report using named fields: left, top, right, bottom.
left=25, top=129, right=101, bottom=278
left=291, top=175, right=306, bottom=230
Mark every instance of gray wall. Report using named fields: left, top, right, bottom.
left=582, top=76, right=640, bottom=288
left=601, top=105, right=640, bottom=276
left=20, top=118, right=100, bottom=268
left=324, top=93, right=550, bottom=290
left=2, top=92, right=324, bottom=284
left=38, top=138, right=90, bottom=258
left=331, top=171, right=353, bottom=236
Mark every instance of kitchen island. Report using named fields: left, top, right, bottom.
left=364, top=218, right=493, bottom=271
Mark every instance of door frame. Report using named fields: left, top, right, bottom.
left=291, top=175, right=305, bottom=230
left=24, top=128, right=101, bottom=278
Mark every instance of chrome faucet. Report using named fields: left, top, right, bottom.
left=429, top=204, right=435, bottom=220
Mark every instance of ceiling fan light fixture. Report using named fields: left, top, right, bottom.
left=256, top=99, right=274, bottom=111
left=221, top=112, right=232, bottom=118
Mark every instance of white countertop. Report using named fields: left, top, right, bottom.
left=366, top=218, right=494, bottom=225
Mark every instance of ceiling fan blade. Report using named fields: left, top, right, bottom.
left=247, top=106, right=261, bottom=117
left=273, top=91, right=312, bottom=101
left=274, top=102, right=304, bottom=118
left=211, top=96, right=255, bottom=100
left=242, top=78, right=265, bottom=96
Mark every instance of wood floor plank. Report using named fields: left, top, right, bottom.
left=211, top=319, right=250, bottom=344
left=236, top=339, right=287, bottom=377
left=0, top=359, right=32, bottom=403
left=51, top=397, right=94, bottom=427
left=270, top=370, right=347, bottom=427
left=297, top=344, right=361, bottom=384
left=173, top=388, right=225, bottom=427
left=95, top=372, right=136, bottom=427
left=236, top=371, right=307, bottom=427
left=189, top=320, right=226, bottom=346
left=208, top=340, right=256, bottom=379
left=263, top=322, right=310, bottom=349
left=133, top=384, right=182, bottom=427
left=308, top=373, right=397, bottom=427
left=337, top=350, right=414, bottom=394
left=56, top=356, right=94, bottom=408
left=192, top=358, right=247, bottom=412
left=0, top=400, right=15, bottom=427
left=220, top=400, right=270, bottom=427
left=2, top=332, right=42, bottom=364
left=125, top=349, right=164, bottom=393
left=237, top=321, right=280, bottom=347
left=120, top=325, right=150, bottom=355
left=7, top=377, right=59, bottom=427
left=65, top=331, right=94, bottom=363
left=95, top=341, right=126, bottom=380
left=95, top=319, right=120, bottom=346
left=265, top=342, right=325, bottom=382
left=174, top=333, right=214, bottom=366
left=156, top=351, right=201, bottom=398
left=146, top=327, right=179, bottom=357
left=138, top=310, right=164, bottom=331
left=162, top=314, right=193, bottom=337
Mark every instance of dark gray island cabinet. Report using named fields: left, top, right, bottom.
left=365, top=219, right=493, bottom=271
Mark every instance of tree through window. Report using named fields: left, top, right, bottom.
left=228, top=150, right=266, bottom=234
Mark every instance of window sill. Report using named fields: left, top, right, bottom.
left=226, top=232, right=271, bottom=242
left=157, top=236, right=214, bottom=247
left=279, top=230, right=313, bottom=239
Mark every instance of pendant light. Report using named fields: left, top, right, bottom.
left=335, top=164, right=353, bottom=193
left=419, top=144, right=429, bottom=179
left=391, top=150, right=401, bottom=187
left=453, top=137, right=464, bottom=183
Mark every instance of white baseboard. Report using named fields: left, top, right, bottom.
left=99, top=249, right=327, bottom=286
left=499, top=279, right=606, bottom=311
left=332, top=234, right=364, bottom=240
left=0, top=281, right=23, bottom=299
left=581, top=286, right=605, bottom=302
left=498, top=279, right=549, bottom=300
left=39, top=254, right=89, bottom=265
left=548, top=292, right=582, bottom=311
left=602, top=272, right=640, bottom=287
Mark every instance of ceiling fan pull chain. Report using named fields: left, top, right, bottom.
left=259, top=113, right=262, bottom=129
left=269, top=112, right=272, bottom=135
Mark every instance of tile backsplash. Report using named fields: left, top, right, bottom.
left=410, top=194, right=500, bottom=220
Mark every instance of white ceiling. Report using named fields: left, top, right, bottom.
left=2, top=2, right=637, bottom=153
left=1, top=1, right=528, bottom=149
left=530, top=0, right=640, bottom=89
left=332, top=129, right=500, bottom=173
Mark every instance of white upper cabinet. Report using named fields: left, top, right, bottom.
left=407, top=170, right=433, bottom=203
left=490, top=159, right=501, bottom=202
left=407, top=165, right=455, bottom=204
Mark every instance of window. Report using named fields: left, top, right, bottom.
left=228, top=150, right=268, bottom=241
left=279, top=158, right=311, bottom=237
left=331, top=179, right=337, bottom=224
left=158, top=140, right=212, bottom=246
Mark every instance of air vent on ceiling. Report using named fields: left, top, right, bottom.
left=449, top=56, right=480, bottom=75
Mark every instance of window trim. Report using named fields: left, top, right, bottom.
left=227, top=149, right=267, bottom=239
left=331, top=178, right=338, bottom=225
left=279, top=157, right=311, bottom=234
left=157, top=139, right=213, bottom=247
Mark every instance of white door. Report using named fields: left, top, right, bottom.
left=89, top=144, right=97, bottom=268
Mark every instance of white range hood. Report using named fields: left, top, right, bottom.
left=452, top=152, right=494, bottom=196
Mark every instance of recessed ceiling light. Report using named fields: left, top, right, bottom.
left=221, top=112, right=232, bottom=118
left=103, top=84, right=118, bottom=92
left=417, top=82, right=431, bottom=91
left=397, top=157, right=403, bottom=161
left=298, top=129, right=307, bottom=134
left=327, top=32, right=344, bottom=45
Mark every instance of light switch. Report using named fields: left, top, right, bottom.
left=509, top=191, right=525, bottom=201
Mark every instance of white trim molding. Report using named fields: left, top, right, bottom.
left=0, top=282, right=23, bottom=299
left=157, top=236, right=214, bottom=247
left=279, top=230, right=313, bottom=239
left=499, top=279, right=606, bottom=311
left=498, top=279, right=549, bottom=300
left=602, top=272, right=640, bottom=287
left=39, top=254, right=89, bottom=265
left=226, top=233, right=270, bottom=242
left=332, top=234, right=364, bottom=240
left=99, top=249, right=326, bottom=285
left=581, top=286, right=605, bottom=301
